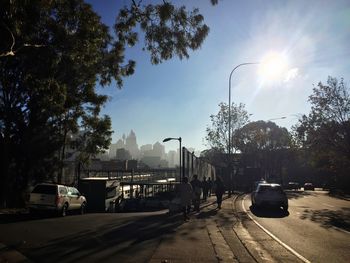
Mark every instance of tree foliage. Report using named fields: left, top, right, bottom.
left=294, top=77, right=350, bottom=190
left=234, top=121, right=292, bottom=180
left=111, top=0, right=210, bottom=86
left=0, top=0, right=210, bottom=207
left=234, top=121, right=292, bottom=153
left=205, top=102, right=250, bottom=154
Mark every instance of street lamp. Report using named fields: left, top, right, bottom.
left=228, top=63, right=259, bottom=196
left=267, top=116, right=287, bottom=121
left=227, top=54, right=288, bottom=195
left=163, top=137, right=182, bottom=182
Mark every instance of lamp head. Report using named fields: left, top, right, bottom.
left=163, top=138, right=172, bottom=142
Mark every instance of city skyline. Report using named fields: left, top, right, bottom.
left=107, top=129, right=198, bottom=163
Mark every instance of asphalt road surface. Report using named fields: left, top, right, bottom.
left=242, top=190, right=350, bottom=263
left=0, top=210, right=176, bottom=263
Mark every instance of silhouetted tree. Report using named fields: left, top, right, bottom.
left=234, top=121, right=292, bottom=181
left=0, top=0, right=210, bottom=207
left=205, top=102, right=250, bottom=154
left=294, top=77, right=350, bottom=191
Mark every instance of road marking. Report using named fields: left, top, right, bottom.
left=331, top=226, right=350, bottom=235
left=322, top=203, right=335, bottom=208
left=241, top=196, right=311, bottom=263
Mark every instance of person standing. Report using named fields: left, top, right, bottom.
left=190, top=174, right=202, bottom=212
left=214, top=176, right=225, bottom=209
left=177, top=176, right=193, bottom=221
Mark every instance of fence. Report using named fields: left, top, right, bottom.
left=182, top=147, right=216, bottom=181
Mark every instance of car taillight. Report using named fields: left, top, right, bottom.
left=55, top=195, right=61, bottom=206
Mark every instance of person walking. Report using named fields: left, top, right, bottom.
left=202, top=176, right=209, bottom=201
left=214, top=176, right=225, bottom=209
left=190, top=174, right=202, bottom=212
left=207, top=177, right=213, bottom=196
left=177, top=176, right=193, bottom=221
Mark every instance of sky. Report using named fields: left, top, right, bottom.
left=87, top=0, right=350, bottom=152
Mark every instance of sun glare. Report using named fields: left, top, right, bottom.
left=259, top=52, right=289, bottom=81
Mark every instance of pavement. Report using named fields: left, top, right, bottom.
left=0, top=194, right=290, bottom=263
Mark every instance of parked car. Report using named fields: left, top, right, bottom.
left=304, top=183, right=315, bottom=191
left=28, top=183, right=87, bottom=216
left=251, top=183, right=288, bottom=211
left=287, top=182, right=300, bottom=190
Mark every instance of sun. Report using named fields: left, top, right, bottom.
left=258, top=52, right=289, bottom=81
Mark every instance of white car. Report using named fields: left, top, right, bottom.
left=28, top=183, right=87, bottom=216
left=251, top=183, right=288, bottom=211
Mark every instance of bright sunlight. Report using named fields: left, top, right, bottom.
left=258, top=52, right=289, bottom=81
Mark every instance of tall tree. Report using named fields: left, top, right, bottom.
left=205, top=102, right=250, bottom=154
left=294, top=77, right=350, bottom=191
left=234, top=121, right=292, bottom=181
left=0, top=0, right=210, bottom=207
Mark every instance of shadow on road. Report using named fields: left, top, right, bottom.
left=0, top=210, right=83, bottom=224
left=300, top=207, right=350, bottom=232
left=285, top=190, right=315, bottom=200
left=249, top=205, right=289, bottom=218
left=24, top=212, right=185, bottom=262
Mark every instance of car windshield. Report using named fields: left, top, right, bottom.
left=258, top=185, right=283, bottom=194
left=32, top=185, right=57, bottom=195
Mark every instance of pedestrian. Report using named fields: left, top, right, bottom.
left=207, top=177, right=213, bottom=196
left=177, top=176, right=193, bottom=221
left=202, top=176, right=209, bottom=201
left=190, top=174, right=202, bottom=212
left=214, top=176, right=225, bottom=209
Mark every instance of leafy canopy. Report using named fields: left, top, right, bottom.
left=294, top=77, right=350, bottom=186
left=0, top=0, right=211, bottom=206
left=206, top=102, right=250, bottom=153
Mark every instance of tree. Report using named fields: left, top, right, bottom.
left=233, top=121, right=292, bottom=181
left=205, top=102, right=250, bottom=154
left=108, top=0, right=210, bottom=87
left=294, top=77, right=350, bottom=191
left=0, top=0, right=210, bottom=207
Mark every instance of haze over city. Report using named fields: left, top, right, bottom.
left=88, top=0, right=350, bottom=152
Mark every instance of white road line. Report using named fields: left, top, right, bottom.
left=332, top=226, right=350, bottom=235
left=241, top=196, right=311, bottom=263
left=322, top=203, right=335, bottom=208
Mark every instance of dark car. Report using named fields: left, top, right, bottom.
left=287, top=182, right=300, bottom=190
left=304, top=183, right=315, bottom=191
left=251, top=183, right=288, bottom=211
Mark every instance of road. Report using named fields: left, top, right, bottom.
left=1, top=191, right=349, bottom=263
left=242, top=190, right=350, bottom=263
left=0, top=210, right=177, bottom=263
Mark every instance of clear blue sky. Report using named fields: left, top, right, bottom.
left=87, top=0, right=350, bottom=152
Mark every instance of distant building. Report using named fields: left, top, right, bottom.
left=125, top=130, right=140, bottom=159
left=153, top=141, right=165, bottom=159
left=116, top=148, right=131, bottom=161
left=141, top=156, right=162, bottom=168
left=167, top=150, right=177, bottom=167
left=140, top=144, right=153, bottom=155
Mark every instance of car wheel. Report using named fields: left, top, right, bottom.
left=80, top=202, right=86, bottom=215
left=61, top=203, right=68, bottom=217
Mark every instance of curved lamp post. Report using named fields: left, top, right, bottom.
left=267, top=116, right=287, bottom=121
left=228, top=62, right=259, bottom=195
left=163, top=137, right=182, bottom=182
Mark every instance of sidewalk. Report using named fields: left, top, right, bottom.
left=149, top=194, right=254, bottom=263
